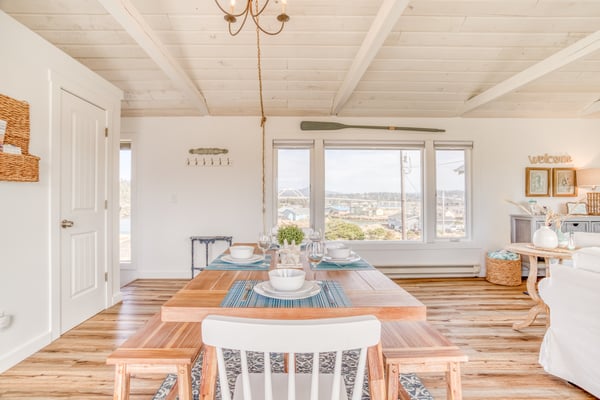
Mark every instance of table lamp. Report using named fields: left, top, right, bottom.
left=576, top=168, right=600, bottom=215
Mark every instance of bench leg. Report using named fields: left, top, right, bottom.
left=177, top=363, right=193, bottom=400
left=446, top=362, right=463, bottom=400
left=113, top=364, right=130, bottom=400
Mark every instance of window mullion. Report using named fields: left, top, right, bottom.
left=312, top=140, right=325, bottom=234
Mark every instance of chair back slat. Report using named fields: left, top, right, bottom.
left=310, top=352, right=319, bottom=400
left=264, top=351, right=273, bottom=400
left=216, top=347, right=232, bottom=400
left=288, top=353, right=296, bottom=400
left=202, top=315, right=382, bottom=400
left=240, top=350, right=252, bottom=400
left=351, top=347, right=368, bottom=400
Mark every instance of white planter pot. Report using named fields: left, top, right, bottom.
left=532, top=226, right=558, bottom=249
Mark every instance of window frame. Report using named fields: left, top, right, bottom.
left=271, top=139, right=472, bottom=245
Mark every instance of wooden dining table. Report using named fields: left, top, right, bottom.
left=160, top=245, right=426, bottom=399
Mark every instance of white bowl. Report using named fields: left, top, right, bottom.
left=327, top=246, right=351, bottom=259
left=229, top=245, right=255, bottom=259
left=268, top=269, right=305, bottom=292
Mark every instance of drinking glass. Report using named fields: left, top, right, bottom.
left=305, top=232, right=325, bottom=278
left=258, top=232, right=271, bottom=256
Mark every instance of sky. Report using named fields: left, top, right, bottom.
left=278, top=148, right=465, bottom=193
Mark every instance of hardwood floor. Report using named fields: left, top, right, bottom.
left=0, top=278, right=594, bottom=399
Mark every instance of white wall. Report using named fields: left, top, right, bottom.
left=123, top=116, right=600, bottom=279
left=121, top=117, right=263, bottom=278
left=0, top=11, right=120, bottom=372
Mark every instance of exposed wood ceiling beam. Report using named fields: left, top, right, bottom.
left=98, top=0, right=209, bottom=115
left=461, top=30, right=600, bottom=115
left=330, top=0, right=409, bottom=115
left=581, top=99, right=600, bottom=116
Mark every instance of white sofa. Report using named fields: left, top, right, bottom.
left=538, top=246, right=600, bottom=397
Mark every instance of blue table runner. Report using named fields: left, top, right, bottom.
left=221, top=280, right=351, bottom=308
left=205, top=254, right=272, bottom=271
left=314, top=257, right=375, bottom=271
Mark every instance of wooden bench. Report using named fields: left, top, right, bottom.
left=106, top=314, right=202, bottom=400
left=381, top=321, right=468, bottom=400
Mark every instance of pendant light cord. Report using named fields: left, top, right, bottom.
left=256, top=1, right=267, bottom=231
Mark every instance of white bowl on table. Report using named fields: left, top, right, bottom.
left=268, top=269, right=306, bottom=292
left=327, top=246, right=351, bottom=259
left=229, top=245, right=255, bottom=259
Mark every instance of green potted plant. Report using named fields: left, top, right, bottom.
left=277, top=224, right=305, bottom=245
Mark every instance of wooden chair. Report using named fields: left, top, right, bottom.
left=201, top=314, right=386, bottom=400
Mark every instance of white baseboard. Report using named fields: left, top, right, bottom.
left=0, top=331, right=51, bottom=373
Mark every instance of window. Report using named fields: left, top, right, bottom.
left=272, top=139, right=471, bottom=243
left=119, top=142, right=132, bottom=264
left=275, top=145, right=311, bottom=229
left=435, top=143, right=471, bottom=240
left=324, top=148, right=422, bottom=241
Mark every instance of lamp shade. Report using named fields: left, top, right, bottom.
left=576, top=168, right=600, bottom=188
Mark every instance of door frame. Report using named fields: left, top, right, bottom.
left=49, top=70, right=123, bottom=340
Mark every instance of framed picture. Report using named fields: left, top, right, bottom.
left=525, top=167, right=551, bottom=197
left=567, top=202, right=587, bottom=215
left=552, top=168, right=577, bottom=197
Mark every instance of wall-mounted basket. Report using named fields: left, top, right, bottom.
left=0, top=93, right=40, bottom=182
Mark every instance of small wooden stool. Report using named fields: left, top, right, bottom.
left=106, top=314, right=202, bottom=400
left=381, top=321, right=468, bottom=400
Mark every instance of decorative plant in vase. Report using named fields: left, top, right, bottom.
left=276, top=225, right=305, bottom=265
left=276, top=224, right=305, bottom=246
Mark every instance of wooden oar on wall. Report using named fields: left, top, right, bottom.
left=300, top=121, right=445, bottom=133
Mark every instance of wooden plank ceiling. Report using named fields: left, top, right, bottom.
left=2, top=0, right=600, bottom=118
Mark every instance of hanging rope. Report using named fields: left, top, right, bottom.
left=256, top=0, right=267, bottom=231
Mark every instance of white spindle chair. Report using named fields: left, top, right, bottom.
left=201, top=315, right=384, bottom=400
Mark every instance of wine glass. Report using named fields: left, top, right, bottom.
left=258, top=232, right=271, bottom=256
left=305, top=233, right=325, bottom=279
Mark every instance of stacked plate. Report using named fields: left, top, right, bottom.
left=253, top=281, right=321, bottom=300
left=221, top=254, right=265, bottom=264
left=322, top=252, right=361, bottom=265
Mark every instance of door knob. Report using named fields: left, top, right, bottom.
left=61, top=219, right=74, bottom=228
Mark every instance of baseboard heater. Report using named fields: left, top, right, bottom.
left=377, top=264, right=481, bottom=278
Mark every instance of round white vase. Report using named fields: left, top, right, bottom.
left=532, top=226, right=558, bottom=249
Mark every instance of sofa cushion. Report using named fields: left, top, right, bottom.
left=573, top=232, right=600, bottom=248
left=572, top=247, right=600, bottom=273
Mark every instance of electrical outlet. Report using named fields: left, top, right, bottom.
left=0, top=312, right=12, bottom=329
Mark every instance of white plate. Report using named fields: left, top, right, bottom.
left=254, top=281, right=321, bottom=300
left=221, top=254, right=265, bottom=264
left=322, top=254, right=361, bottom=265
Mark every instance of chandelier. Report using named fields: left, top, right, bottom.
left=214, top=0, right=289, bottom=36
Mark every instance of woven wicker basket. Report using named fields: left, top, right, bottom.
left=0, top=92, right=39, bottom=182
left=0, top=93, right=30, bottom=155
left=486, top=256, right=522, bottom=286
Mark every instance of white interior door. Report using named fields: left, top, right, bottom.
left=60, top=89, right=107, bottom=333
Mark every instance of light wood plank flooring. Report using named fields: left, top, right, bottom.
left=0, top=278, right=594, bottom=399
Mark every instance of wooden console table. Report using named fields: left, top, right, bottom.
left=190, top=235, right=232, bottom=278
left=504, top=243, right=573, bottom=330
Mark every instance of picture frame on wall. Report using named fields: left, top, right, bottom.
left=525, top=167, right=551, bottom=197
left=567, top=202, right=587, bottom=215
left=552, top=168, right=577, bottom=197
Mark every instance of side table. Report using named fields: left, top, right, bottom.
left=504, top=243, right=572, bottom=330
left=190, top=235, right=232, bottom=278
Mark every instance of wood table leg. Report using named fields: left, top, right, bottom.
left=199, top=346, right=217, bottom=400
left=513, top=255, right=545, bottom=330
left=367, top=343, right=386, bottom=400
